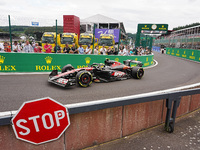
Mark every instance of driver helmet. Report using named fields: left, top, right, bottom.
left=104, top=58, right=110, bottom=65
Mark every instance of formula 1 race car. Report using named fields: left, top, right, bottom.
left=48, top=59, right=144, bottom=88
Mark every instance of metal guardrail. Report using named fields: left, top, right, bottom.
left=0, top=88, right=200, bottom=132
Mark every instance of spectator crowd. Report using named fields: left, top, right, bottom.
left=0, top=40, right=152, bottom=56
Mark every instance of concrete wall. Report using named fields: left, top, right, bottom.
left=0, top=94, right=200, bottom=150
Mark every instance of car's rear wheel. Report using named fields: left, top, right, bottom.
left=61, top=64, right=74, bottom=73
left=131, top=67, right=144, bottom=79
left=76, top=71, right=93, bottom=87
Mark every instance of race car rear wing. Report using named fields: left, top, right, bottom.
left=123, top=60, right=143, bottom=67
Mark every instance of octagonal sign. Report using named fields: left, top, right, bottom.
left=12, top=97, right=70, bottom=145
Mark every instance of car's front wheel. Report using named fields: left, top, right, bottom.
left=76, top=71, right=93, bottom=87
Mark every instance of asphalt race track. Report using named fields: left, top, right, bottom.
left=0, top=52, right=200, bottom=112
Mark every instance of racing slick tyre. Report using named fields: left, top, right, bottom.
left=76, top=71, right=93, bottom=87
left=61, top=64, right=74, bottom=73
left=131, top=67, right=144, bottom=79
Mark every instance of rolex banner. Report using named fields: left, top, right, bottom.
left=166, top=48, right=200, bottom=62
left=0, top=53, right=154, bottom=72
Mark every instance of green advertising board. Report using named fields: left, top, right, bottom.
left=166, top=48, right=200, bottom=62
left=138, top=24, right=168, bottom=33
left=0, top=53, right=154, bottom=72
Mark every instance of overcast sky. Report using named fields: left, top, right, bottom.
left=0, top=0, right=199, bottom=33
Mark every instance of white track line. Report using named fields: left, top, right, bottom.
left=144, top=59, right=158, bottom=70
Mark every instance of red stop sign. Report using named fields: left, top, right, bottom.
left=12, top=97, right=70, bottom=145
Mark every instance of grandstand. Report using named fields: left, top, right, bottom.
left=0, top=32, right=20, bottom=41
left=154, top=25, right=200, bottom=49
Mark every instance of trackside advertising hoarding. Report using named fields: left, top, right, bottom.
left=0, top=53, right=153, bottom=72
left=95, top=29, right=120, bottom=43
left=166, top=48, right=200, bottom=62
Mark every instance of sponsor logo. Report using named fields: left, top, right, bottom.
left=77, top=57, right=91, bottom=68
left=176, top=50, right=180, bottom=56
left=0, top=65, right=16, bottom=71
left=189, top=51, right=195, bottom=59
left=189, top=56, right=195, bottom=60
left=144, top=62, right=149, bottom=66
left=182, top=51, right=187, bottom=57
left=182, top=55, right=187, bottom=58
left=171, top=50, right=174, bottom=55
left=0, top=55, right=16, bottom=71
left=0, top=55, right=5, bottom=64
left=36, top=65, right=61, bottom=71
left=57, top=78, right=68, bottom=85
left=158, top=25, right=167, bottom=30
left=141, top=25, right=149, bottom=30
left=115, top=58, right=119, bottom=62
left=113, top=71, right=125, bottom=77
left=77, top=65, right=88, bottom=68
left=85, top=57, right=91, bottom=64
left=45, top=56, right=53, bottom=64
left=35, top=56, right=61, bottom=71
left=131, top=64, right=137, bottom=67
left=167, top=49, right=170, bottom=54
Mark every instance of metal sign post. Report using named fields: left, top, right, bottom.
left=55, top=19, right=58, bottom=53
left=92, top=24, right=96, bottom=54
left=8, top=15, right=12, bottom=51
